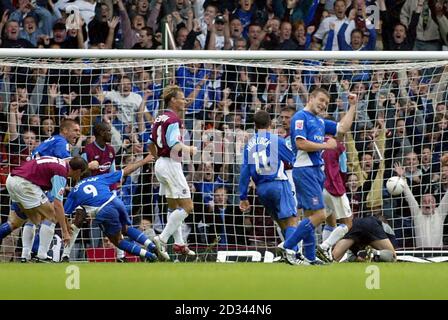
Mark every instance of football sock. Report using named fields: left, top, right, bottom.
left=0, top=222, right=12, bottom=241
left=118, top=239, right=156, bottom=260
left=284, top=226, right=298, bottom=252
left=321, top=224, right=348, bottom=250
left=284, top=218, right=314, bottom=250
left=126, top=227, right=155, bottom=251
left=160, top=208, right=188, bottom=243
left=322, top=224, right=335, bottom=242
left=37, top=220, right=55, bottom=259
left=303, top=228, right=316, bottom=261
left=21, top=223, right=36, bottom=260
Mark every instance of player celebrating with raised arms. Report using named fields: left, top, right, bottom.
left=279, top=88, right=357, bottom=265
left=239, top=110, right=299, bottom=253
left=63, top=153, right=158, bottom=262
left=151, top=85, right=197, bottom=260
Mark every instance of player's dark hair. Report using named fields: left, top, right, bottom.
left=254, top=110, right=271, bottom=130
left=60, top=118, right=79, bottom=131
left=310, top=87, right=330, bottom=98
left=281, top=106, right=296, bottom=114
left=69, top=156, right=88, bottom=172
left=80, top=168, right=92, bottom=180
left=93, top=121, right=110, bottom=137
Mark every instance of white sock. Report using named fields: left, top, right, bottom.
left=172, top=226, right=185, bottom=245
left=321, top=224, right=349, bottom=250
left=63, top=225, right=80, bottom=258
left=37, top=221, right=55, bottom=259
left=116, top=248, right=125, bottom=259
left=160, top=208, right=188, bottom=243
left=322, top=225, right=335, bottom=243
left=167, top=210, right=185, bottom=245
left=21, top=223, right=35, bottom=260
left=139, top=248, right=148, bottom=258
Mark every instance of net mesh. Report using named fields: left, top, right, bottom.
left=1, top=56, right=448, bottom=262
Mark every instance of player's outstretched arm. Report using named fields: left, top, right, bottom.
left=148, top=142, right=158, bottom=160
left=122, top=153, right=154, bottom=176
left=171, top=142, right=197, bottom=157
left=239, top=156, right=251, bottom=213
left=239, top=147, right=250, bottom=201
left=54, top=199, right=71, bottom=244
left=337, top=94, right=357, bottom=135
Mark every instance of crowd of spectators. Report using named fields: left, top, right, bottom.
left=1, top=0, right=448, bottom=260
left=0, top=0, right=447, bottom=51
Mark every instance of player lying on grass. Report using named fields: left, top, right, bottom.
left=63, top=153, right=158, bottom=262
left=331, top=215, right=397, bottom=262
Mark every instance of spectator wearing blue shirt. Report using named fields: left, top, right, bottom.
left=132, top=70, right=162, bottom=122
left=273, top=0, right=316, bottom=25
left=233, top=0, right=256, bottom=39
left=176, top=63, right=211, bottom=131
left=337, top=12, right=377, bottom=51
left=18, top=15, right=45, bottom=47
left=10, top=0, right=59, bottom=37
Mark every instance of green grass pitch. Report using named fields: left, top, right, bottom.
left=0, top=263, right=447, bottom=300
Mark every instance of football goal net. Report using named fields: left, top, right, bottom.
left=0, top=49, right=447, bottom=263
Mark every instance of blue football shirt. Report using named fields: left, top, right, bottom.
left=64, top=171, right=124, bottom=216
left=32, top=135, right=70, bottom=159
left=290, top=110, right=338, bottom=167
left=239, top=132, right=294, bottom=200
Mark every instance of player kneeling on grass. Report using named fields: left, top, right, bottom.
left=63, top=153, right=158, bottom=262
left=331, top=215, right=396, bottom=263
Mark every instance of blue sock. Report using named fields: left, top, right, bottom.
left=118, top=239, right=156, bottom=261
left=302, top=227, right=316, bottom=261
left=0, top=223, right=12, bottom=241
left=284, top=226, right=298, bottom=252
left=126, top=227, right=155, bottom=251
left=32, top=232, right=40, bottom=254
left=284, top=218, right=313, bottom=250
